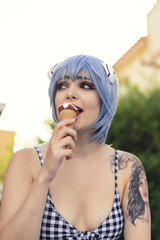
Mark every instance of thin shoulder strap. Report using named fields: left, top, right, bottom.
left=34, top=146, right=44, bottom=166
left=114, top=149, right=119, bottom=188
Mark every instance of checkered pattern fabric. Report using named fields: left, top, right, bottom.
left=34, top=147, right=124, bottom=239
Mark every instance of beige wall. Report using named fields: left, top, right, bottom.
left=115, top=48, right=160, bottom=91
left=113, top=0, right=160, bottom=91
left=0, top=130, right=15, bottom=161
left=147, top=0, right=160, bottom=55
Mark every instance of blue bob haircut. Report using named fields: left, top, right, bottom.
left=48, top=54, right=119, bottom=143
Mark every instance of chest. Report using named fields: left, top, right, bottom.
left=49, top=161, right=117, bottom=232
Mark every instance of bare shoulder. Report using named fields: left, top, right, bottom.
left=6, top=147, right=38, bottom=176
left=36, top=142, right=49, bottom=157
left=6, top=142, right=49, bottom=176
left=110, top=150, right=142, bottom=176
left=11, top=147, right=37, bottom=162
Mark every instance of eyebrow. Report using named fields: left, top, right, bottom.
left=77, top=76, right=92, bottom=80
left=63, top=74, right=92, bottom=81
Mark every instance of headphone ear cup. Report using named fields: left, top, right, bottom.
left=107, top=64, right=118, bottom=84
left=101, top=62, right=117, bottom=84
left=47, top=63, right=60, bottom=80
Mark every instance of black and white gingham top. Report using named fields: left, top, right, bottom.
left=34, top=147, right=124, bottom=240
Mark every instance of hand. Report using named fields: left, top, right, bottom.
left=41, top=118, right=77, bottom=183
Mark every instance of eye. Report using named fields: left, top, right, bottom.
left=56, top=82, right=67, bottom=90
left=139, top=181, right=143, bottom=186
left=80, top=82, right=95, bottom=90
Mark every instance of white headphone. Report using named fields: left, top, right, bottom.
left=48, top=61, right=117, bottom=84
left=101, top=62, right=118, bottom=84
left=47, top=63, right=60, bottom=80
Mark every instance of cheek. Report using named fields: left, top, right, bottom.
left=139, top=186, right=143, bottom=193
left=54, top=94, right=60, bottom=119
left=55, top=92, right=61, bottom=109
left=55, top=95, right=58, bottom=107
left=89, top=100, right=101, bottom=118
left=93, top=94, right=101, bottom=114
left=87, top=98, right=101, bottom=121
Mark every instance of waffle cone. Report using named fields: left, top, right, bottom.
left=59, top=109, right=76, bottom=128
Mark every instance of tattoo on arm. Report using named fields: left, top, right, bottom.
left=111, top=152, right=136, bottom=173
left=110, top=152, right=150, bottom=226
left=127, top=162, right=150, bottom=225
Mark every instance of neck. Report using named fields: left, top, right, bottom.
left=73, top=132, right=103, bottom=159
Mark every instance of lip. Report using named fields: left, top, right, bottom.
left=143, top=192, right=148, bottom=198
left=58, top=103, right=83, bottom=117
left=72, top=104, right=83, bottom=111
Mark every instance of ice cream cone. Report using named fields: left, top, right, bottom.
left=59, top=109, right=76, bottom=128
left=59, top=109, right=76, bottom=149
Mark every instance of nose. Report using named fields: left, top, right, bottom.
left=66, top=84, right=78, bottom=100
left=67, top=95, right=77, bottom=99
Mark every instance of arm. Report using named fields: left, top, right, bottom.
left=0, top=118, right=77, bottom=240
left=122, top=154, right=151, bottom=240
left=0, top=148, right=50, bottom=240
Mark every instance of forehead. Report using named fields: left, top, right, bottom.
left=139, top=171, right=145, bottom=179
left=57, top=69, right=92, bottom=82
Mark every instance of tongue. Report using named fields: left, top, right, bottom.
left=76, top=110, right=82, bottom=117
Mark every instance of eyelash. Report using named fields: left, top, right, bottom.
left=139, top=181, right=143, bottom=186
left=56, top=82, right=67, bottom=90
left=56, top=82, right=95, bottom=90
left=80, top=82, right=95, bottom=90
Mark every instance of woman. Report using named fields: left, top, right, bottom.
left=127, top=162, right=150, bottom=225
left=0, top=55, right=151, bottom=239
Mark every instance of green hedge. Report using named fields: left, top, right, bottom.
left=107, top=86, right=160, bottom=240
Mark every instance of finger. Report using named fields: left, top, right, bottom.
left=60, top=136, right=76, bottom=150
left=61, top=149, right=73, bottom=160
left=57, top=126, right=77, bottom=141
left=51, top=118, right=76, bottom=139
left=56, top=118, right=76, bottom=130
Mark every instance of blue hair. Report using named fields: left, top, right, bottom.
left=48, top=55, right=119, bottom=143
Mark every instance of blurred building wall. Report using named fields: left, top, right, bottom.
left=0, top=103, right=15, bottom=183
left=0, top=130, right=15, bottom=162
left=113, top=0, right=160, bottom=91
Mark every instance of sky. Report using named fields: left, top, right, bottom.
left=0, top=0, right=156, bottom=151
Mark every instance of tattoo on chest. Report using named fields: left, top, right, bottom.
left=110, top=152, right=137, bottom=173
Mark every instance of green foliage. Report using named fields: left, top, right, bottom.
left=107, top=86, right=160, bottom=153
left=0, top=145, right=14, bottom=183
left=37, top=137, right=45, bottom=144
left=37, top=120, right=55, bottom=144
left=107, top=86, right=160, bottom=240
left=49, top=121, right=56, bottom=130
left=0, top=144, right=14, bottom=204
